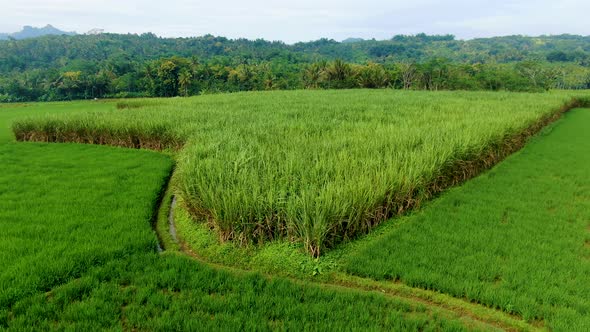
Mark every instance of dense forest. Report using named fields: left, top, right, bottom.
left=1, top=33, right=590, bottom=102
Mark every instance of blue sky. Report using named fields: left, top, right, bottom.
left=1, top=0, right=588, bottom=43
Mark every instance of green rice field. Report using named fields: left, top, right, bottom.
left=3, top=90, right=590, bottom=331
left=343, top=108, right=590, bottom=330
left=0, top=99, right=493, bottom=330
left=0, top=143, right=173, bottom=309
left=12, top=90, right=588, bottom=255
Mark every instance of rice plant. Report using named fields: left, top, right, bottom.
left=343, top=107, right=590, bottom=330
left=13, top=90, right=589, bottom=255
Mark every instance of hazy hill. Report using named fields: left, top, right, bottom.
left=341, top=37, right=366, bottom=43
left=0, top=24, right=76, bottom=40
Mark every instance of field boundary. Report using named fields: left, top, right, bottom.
left=330, top=274, right=543, bottom=331
left=150, top=163, right=176, bottom=252
left=161, top=202, right=542, bottom=332
left=154, top=171, right=181, bottom=252
left=361, top=97, right=589, bottom=224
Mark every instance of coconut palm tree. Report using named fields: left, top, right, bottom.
left=178, top=69, right=192, bottom=96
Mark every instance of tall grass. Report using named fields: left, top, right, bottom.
left=0, top=143, right=473, bottom=331
left=13, top=90, right=589, bottom=255
left=12, top=116, right=184, bottom=150
left=343, top=108, right=590, bottom=330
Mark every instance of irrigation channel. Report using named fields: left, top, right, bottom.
left=168, top=195, right=178, bottom=243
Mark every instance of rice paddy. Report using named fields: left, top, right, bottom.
left=4, top=90, right=590, bottom=330
left=0, top=143, right=173, bottom=310
left=0, top=104, right=489, bottom=331
left=0, top=100, right=113, bottom=144
left=12, top=90, right=588, bottom=255
left=343, top=108, right=590, bottom=330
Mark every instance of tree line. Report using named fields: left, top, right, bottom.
left=1, top=33, right=590, bottom=102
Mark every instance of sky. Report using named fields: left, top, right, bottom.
left=0, top=0, right=588, bottom=43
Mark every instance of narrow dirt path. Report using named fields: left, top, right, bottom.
left=163, top=196, right=541, bottom=332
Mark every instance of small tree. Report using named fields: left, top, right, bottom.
left=397, top=62, right=417, bottom=90
left=302, top=62, right=325, bottom=89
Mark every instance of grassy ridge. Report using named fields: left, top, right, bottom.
left=12, top=90, right=588, bottom=255
left=343, top=108, right=590, bottom=330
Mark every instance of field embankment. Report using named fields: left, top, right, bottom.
left=11, top=90, right=590, bottom=255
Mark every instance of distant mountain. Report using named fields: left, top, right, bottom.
left=0, top=24, right=76, bottom=40
left=341, top=37, right=365, bottom=43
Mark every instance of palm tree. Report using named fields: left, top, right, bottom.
left=178, top=69, right=192, bottom=96
left=302, top=63, right=324, bottom=89
left=325, top=59, right=354, bottom=89
left=357, top=63, right=389, bottom=88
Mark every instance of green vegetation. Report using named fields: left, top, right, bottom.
left=13, top=90, right=587, bottom=255
left=343, top=108, right=590, bottom=330
left=2, top=33, right=590, bottom=102
left=1, top=104, right=493, bottom=331
left=0, top=142, right=173, bottom=309
left=0, top=101, right=113, bottom=143
left=5, top=89, right=590, bottom=330
left=5, top=253, right=482, bottom=331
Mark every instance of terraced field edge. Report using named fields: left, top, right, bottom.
left=384, top=96, right=589, bottom=218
